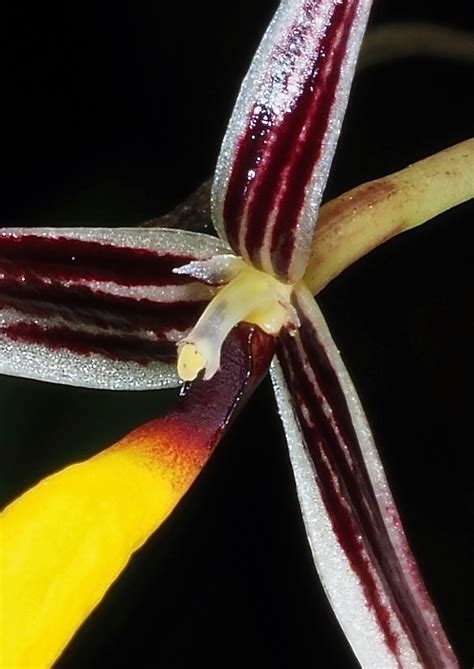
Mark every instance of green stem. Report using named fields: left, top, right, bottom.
left=358, top=23, right=474, bottom=70
left=305, top=138, right=474, bottom=294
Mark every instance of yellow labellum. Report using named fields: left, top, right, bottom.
left=1, top=442, right=184, bottom=668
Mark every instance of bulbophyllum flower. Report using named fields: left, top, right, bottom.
left=1, top=1, right=472, bottom=667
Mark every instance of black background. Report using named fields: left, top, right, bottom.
left=2, top=1, right=473, bottom=667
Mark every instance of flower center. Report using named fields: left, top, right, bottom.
left=177, top=264, right=299, bottom=381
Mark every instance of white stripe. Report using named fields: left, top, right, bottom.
left=293, top=286, right=458, bottom=667
left=0, top=308, right=183, bottom=391
left=0, top=227, right=230, bottom=259
left=271, top=357, right=421, bottom=668
left=61, top=278, right=216, bottom=303
left=0, top=336, right=179, bottom=391
left=212, top=0, right=373, bottom=281
left=212, top=0, right=337, bottom=246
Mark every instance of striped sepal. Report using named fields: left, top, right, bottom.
left=271, top=285, right=457, bottom=668
left=1, top=324, right=275, bottom=668
left=212, top=0, right=372, bottom=283
left=0, top=228, right=230, bottom=389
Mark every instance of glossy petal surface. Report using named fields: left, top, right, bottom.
left=0, top=228, right=230, bottom=389
left=213, top=0, right=372, bottom=281
left=271, top=285, right=457, bottom=668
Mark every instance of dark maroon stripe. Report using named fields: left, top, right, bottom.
left=223, top=1, right=357, bottom=279
left=268, top=1, right=357, bottom=277
left=278, top=302, right=447, bottom=667
left=0, top=272, right=207, bottom=337
left=0, top=235, right=197, bottom=286
left=277, top=333, right=400, bottom=659
left=222, top=105, right=274, bottom=256
left=168, top=324, right=275, bottom=450
left=1, top=322, right=175, bottom=363
left=222, top=2, right=319, bottom=257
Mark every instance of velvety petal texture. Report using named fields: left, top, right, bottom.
left=212, top=0, right=373, bottom=282
left=271, top=285, right=457, bottom=668
left=1, top=324, right=275, bottom=668
left=0, top=228, right=230, bottom=389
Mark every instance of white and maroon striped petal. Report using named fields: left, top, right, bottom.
left=0, top=227, right=230, bottom=389
left=212, top=0, right=372, bottom=282
left=271, top=285, right=457, bottom=668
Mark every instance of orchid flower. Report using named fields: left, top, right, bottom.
left=1, top=1, right=473, bottom=667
